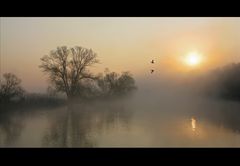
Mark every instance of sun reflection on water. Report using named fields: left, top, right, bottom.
left=191, top=117, right=196, bottom=132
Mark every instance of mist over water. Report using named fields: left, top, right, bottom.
left=1, top=70, right=240, bottom=147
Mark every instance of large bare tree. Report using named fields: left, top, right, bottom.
left=39, top=46, right=99, bottom=99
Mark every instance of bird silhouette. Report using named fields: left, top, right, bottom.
left=151, top=60, right=154, bottom=64
left=151, top=69, right=154, bottom=73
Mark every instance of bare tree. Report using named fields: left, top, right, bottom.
left=39, top=46, right=99, bottom=99
left=0, top=73, right=25, bottom=103
left=97, top=70, right=137, bottom=98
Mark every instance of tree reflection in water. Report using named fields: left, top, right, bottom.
left=42, top=100, right=132, bottom=147
left=0, top=111, right=24, bottom=146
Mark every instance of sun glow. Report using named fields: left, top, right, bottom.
left=185, top=51, right=202, bottom=66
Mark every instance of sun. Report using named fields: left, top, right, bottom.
left=184, top=51, right=202, bottom=66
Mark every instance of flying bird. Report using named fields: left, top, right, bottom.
left=151, top=69, right=154, bottom=74
left=151, top=60, right=154, bottom=64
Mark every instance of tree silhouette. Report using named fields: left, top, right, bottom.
left=0, top=73, right=25, bottom=103
left=97, top=71, right=137, bottom=98
left=39, top=46, right=99, bottom=99
left=205, top=63, right=240, bottom=100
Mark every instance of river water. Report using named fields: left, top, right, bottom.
left=1, top=93, right=240, bottom=147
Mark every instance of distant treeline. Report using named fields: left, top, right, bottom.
left=0, top=71, right=137, bottom=109
left=202, top=63, right=240, bottom=101
left=0, top=46, right=138, bottom=110
left=0, top=71, right=137, bottom=111
left=0, top=73, right=65, bottom=109
left=0, top=92, right=66, bottom=111
left=66, top=70, right=137, bottom=101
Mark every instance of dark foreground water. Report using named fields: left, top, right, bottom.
left=1, top=94, right=240, bottom=147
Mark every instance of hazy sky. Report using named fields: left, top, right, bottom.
left=1, top=17, right=240, bottom=92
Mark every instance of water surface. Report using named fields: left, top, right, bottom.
left=1, top=95, right=240, bottom=147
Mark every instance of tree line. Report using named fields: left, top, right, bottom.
left=0, top=46, right=137, bottom=104
left=205, top=63, right=240, bottom=100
